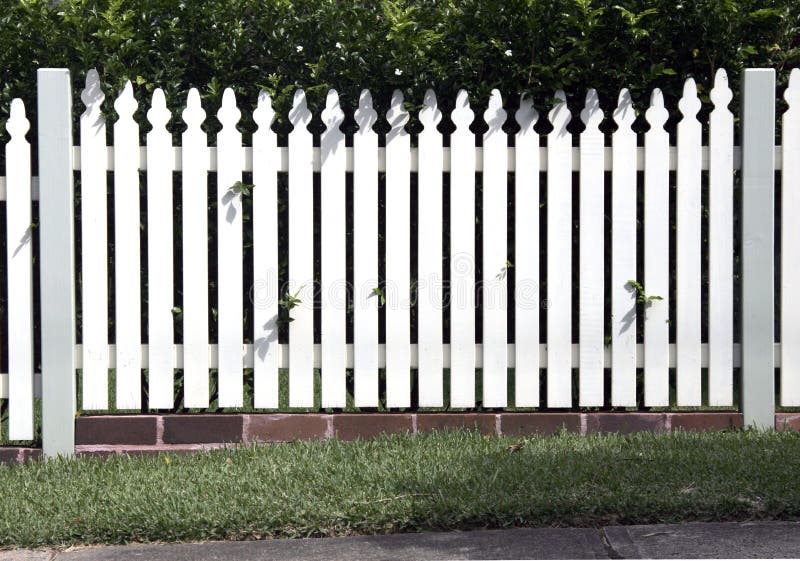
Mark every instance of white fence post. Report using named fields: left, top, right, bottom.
left=740, top=68, right=776, bottom=428
left=37, top=68, right=76, bottom=457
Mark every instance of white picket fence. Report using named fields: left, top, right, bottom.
left=0, top=67, right=796, bottom=456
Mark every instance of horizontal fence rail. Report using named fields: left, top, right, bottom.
left=0, top=67, right=797, bottom=456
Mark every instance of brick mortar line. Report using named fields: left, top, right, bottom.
left=242, top=414, right=251, bottom=444
left=155, top=415, right=165, bottom=445
left=76, top=443, right=235, bottom=453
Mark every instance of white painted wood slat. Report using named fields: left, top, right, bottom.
left=643, top=89, right=670, bottom=406
left=708, top=69, right=734, bottom=406
left=449, top=90, right=476, bottom=408
left=79, top=69, right=109, bottom=410
left=146, top=89, right=174, bottom=409
left=320, top=90, right=347, bottom=408
left=514, top=95, right=540, bottom=407
left=353, top=90, right=380, bottom=407
left=61, top=144, right=780, bottom=175
left=41, top=341, right=762, bottom=373
left=782, top=68, right=800, bottom=406
left=482, top=90, right=508, bottom=407
left=417, top=90, right=444, bottom=407
left=578, top=89, right=604, bottom=406
left=113, top=81, right=142, bottom=409
left=384, top=91, right=412, bottom=408
left=288, top=90, right=315, bottom=407
left=611, top=89, right=637, bottom=406
left=546, top=91, right=573, bottom=407
left=181, top=89, right=210, bottom=408
left=676, top=78, right=703, bottom=406
left=5, top=99, right=34, bottom=439
left=252, top=91, right=279, bottom=408
left=216, top=89, right=244, bottom=407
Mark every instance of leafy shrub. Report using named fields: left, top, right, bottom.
left=0, top=0, right=797, bottom=133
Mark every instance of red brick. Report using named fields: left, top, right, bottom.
left=333, top=414, right=413, bottom=440
left=585, top=412, right=667, bottom=434
left=76, top=415, right=158, bottom=445
left=246, top=414, right=329, bottom=442
left=22, top=448, right=42, bottom=462
left=0, top=448, right=22, bottom=463
left=775, top=413, right=800, bottom=431
left=500, top=413, right=581, bottom=436
left=416, top=413, right=496, bottom=435
left=162, top=415, right=244, bottom=444
left=669, top=412, right=742, bottom=432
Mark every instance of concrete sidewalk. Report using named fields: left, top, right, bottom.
left=6, top=521, right=800, bottom=560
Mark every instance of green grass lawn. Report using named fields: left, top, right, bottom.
left=1, top=429, right=799, bottom=549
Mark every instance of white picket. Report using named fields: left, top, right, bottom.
left=353, top=90, right=380, bottom=407
left=320, top=89, right=346, bottom=408
left=146, top=88, right=174, bottom=409
left=482, top=90, right=508, bottom=407
left=643, top=89, right=670, bottom=406
left=113, top=81, right=141, bottom=409
left=25, top=72, right=791, bottom=425
left=578, top=89, right=604, bottom=406
left=384, top=91, right=412, bottom=408
left=252, top=91, right=279, bottom=408
left=676, top=78, right=702, bottom=406
left=514, top=94, right=540, bottom=407
left=782, top=68, right=800, bottom=406
left=708, top=68, right=734, bottom=406
left=79, top=69, right=109, bottom=410
left=216, top=88, right=244, bottom=407
left=611, top=89, right=637, bottom=406
left=288, top=89, right=315, bottom=407
left=417, top=89, right=444, bottom=407
left=449, top=90, right=476, bottom=408
left=5, top=99, right=34, bottom=439
left=547, top=91, right=573, bottom=407
left=181, top=89, right=210, bottom=408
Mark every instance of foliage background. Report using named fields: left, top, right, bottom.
left=0, top=0, right=798, bottom=135
left=0, top=0, right=799, bottom=422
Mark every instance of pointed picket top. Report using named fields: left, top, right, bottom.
left=785, top=68, right=800, bottom=109
left=386, top=89, right=409, bottom=140
left=710, top=68, right=733, bottom=115
left=113, top=80, right=137, bottom=122
left=253, top=90, right=276, bottom=131
left=288, top=88, right=312, bottom=130
left=321, top=89, right=344, bottom=133
left=217, top=88, right=241, bottom=132
left=146, top=88, right=170, bottom=130
left=355, top=89, right=378, bottom=135
left=645, top=88, right=669, bottom=131
left=678, top=77, right=701, bottom=119
left=6, top=98, right=29, bottom=140
left=548, top=90, right=571, bottom=138
left=613, top=88, right=635, bottom=130
left=419, top=89, right=442, bottom=130
left=515, top=93, right=539, bottom=134
left=81, top=68, right=105, bottom=121
left=451, top=89, right=474, bottom=130
left=580, top=88, right=602, bottom=131
left=483, top=89, right=507, bottom=132
left=182, top=88, right=206, bottom=130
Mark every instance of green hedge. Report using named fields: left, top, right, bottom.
left=0, top=0, right=798, bottom=132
